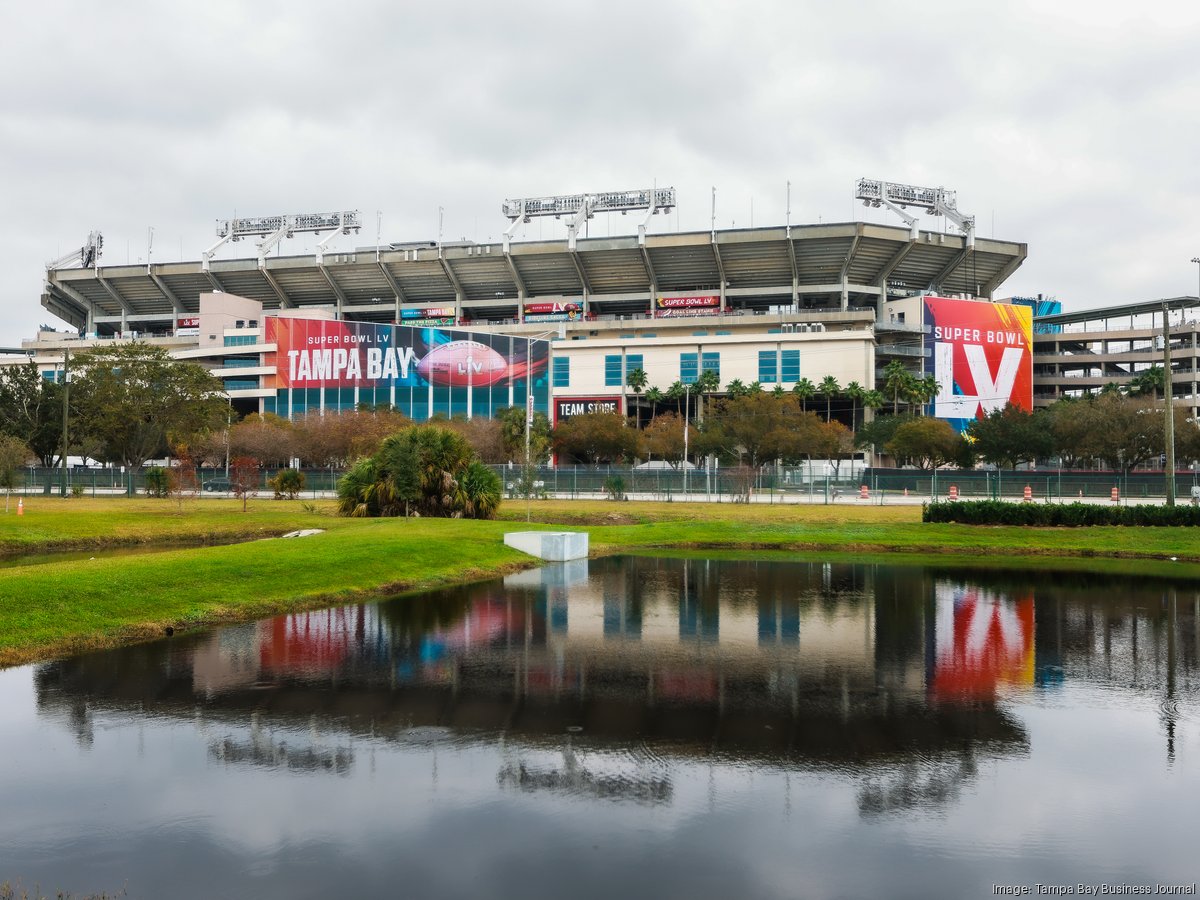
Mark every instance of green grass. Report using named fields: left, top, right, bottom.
left=2, top=497, right=1198, bottom=667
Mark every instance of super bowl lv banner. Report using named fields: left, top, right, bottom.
left=930, top=584, right=1034, bottom=700
left=264, top=317, right=549, bottom=420
left=923, top=297, right=1033, bottom=432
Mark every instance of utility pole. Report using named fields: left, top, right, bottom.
left=1163, top=300, right=1175, bottom=507
left=60, top=348, right=70, bottom=497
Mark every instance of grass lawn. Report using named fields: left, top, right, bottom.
left=2, top=496, right=1198, bottom=667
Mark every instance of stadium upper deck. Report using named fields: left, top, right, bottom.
left=42, top=220, right=1027, bottom=336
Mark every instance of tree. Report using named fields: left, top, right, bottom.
left=626, top=368, right=648, bottom=429
left=707, top=393, right=809, bottom=468
left=498, top=406, right=552, bottom=465
left=818, top=375, right=840, bottom=422
left=292, top=408, right=412, bottom=467
left=0, top=361, right=65, bottom=467
left=642, top=413, right=686, bottom=466
left=883, top=360, right=913, bottom=415
left=0, top=434, right=33, bottom=512
left=71, top=344, right=227, bottom=490
left=845, top=381, right=865, bottom=432
left=694, top=368, right=721, bottom=421
left=1129, top=365, right=1165, bottom=401
left=438, top=415, right=506, bottom=464
left=230, top=412, right=295, bottom=468
left=725, top=379, right=748, bottom=399
left=792, top=377, right=815, bottom=412
left=229, top=456, right=260, bottom=512
left=553, top=411, right=639, bottom=464
left=886, top=418, right=964, bottom=470
left=855, top=414, right=914, bottom=455
left=967, top=404, right=1053, bottom=470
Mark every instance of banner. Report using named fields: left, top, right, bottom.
left=654, top=308, right=723, bottom=319
left=176, top=316, right=199, bottom=337
left=657, top=295, right=719, bottom=309
left=524, top=301, right=582, bottom=322
left=268, top=318, right=547, bottom=389
left=923, top=297, right=1032, bottom=432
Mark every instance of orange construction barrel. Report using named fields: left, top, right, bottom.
left=1023, top=485, right=1032, bottom=502
left=1111, top=486, right=1119, bottom=503
left=949, top=485, right=959, bottom=501
left=859, top=484, right=869, bottom=500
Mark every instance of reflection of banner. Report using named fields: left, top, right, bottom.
left=924, top=297, right=1032, bottom=432
left=554, top=395, right=622, bottom=424
left=265, top=317, right=547, bottom=390
left=931, top=585, right=1034, bottom=700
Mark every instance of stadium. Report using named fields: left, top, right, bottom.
left=11, top=181, right=1200, bottom=429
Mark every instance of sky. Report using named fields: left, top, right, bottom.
left=3, top=0, right=1200, bottom=343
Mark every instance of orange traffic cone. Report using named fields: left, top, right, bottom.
left=17, top=498, right=24, bottom=516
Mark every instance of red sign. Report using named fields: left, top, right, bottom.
left=176, top=317, right=199, bottom=328
left=524, top=301, right=581, bottom=315
left=657, top=295, right=720, bottom=309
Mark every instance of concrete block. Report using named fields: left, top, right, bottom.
left=503, top=531, right=589, bottom=562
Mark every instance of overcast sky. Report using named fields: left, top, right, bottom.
left=4, top=0, right=1199, bottom=342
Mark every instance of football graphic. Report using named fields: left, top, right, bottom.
left=416, top=340, right=511, bottom=387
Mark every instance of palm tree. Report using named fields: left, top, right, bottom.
left=793, top=377, right=815, bottom=412
left=645, top=385, right=664, bottom=418
left=883, top=360, right=910, bottom=415
left=1129, top=365, right=1165, bottom=401
left=917, top=374, right=940, bottom=413
left=863, top=389, right=885, bottom=418
left=666, top=380, right=687, bottom=417
left=818, top=375, right=840, bottom=422
left=772, top=384, right=786, bottom=397
left=626, top=367, right=648, bottom=429
left=725, top=378, right=748, bottom=398
left=695, top=368, right=721, bottom=422
left=845, top=381, right=865, bottom=431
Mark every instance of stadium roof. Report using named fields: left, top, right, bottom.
left=42, top=220, right=1026, bottom=332
left=1033, top=295, right=1200, bottom=328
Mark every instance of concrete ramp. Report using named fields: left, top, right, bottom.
left=503, top=531, right=589, bottom=562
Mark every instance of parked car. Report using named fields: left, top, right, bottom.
left=202, top=478, right=231, bottom=492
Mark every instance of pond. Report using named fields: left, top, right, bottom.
left=2, top=555, right=1198, bottom=899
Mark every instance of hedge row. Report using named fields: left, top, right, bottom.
left=922, top=500, right=1200, bottom=527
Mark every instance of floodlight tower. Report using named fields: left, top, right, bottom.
left=501, top=187, right=676, bottom=251
left=202, top=210, right=362, bottom=271
left=855, top=179, right=975, bottom=248
left=46, top=231, right=104, bottom=270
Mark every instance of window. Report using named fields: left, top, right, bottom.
left=625, top=354, right=643, bottom=379
left=604, top=355, right=623, bottom=386
left=702, top=352, right=720, bottom=381
left=781, top=349, right=800, bottom=383
left=223, top=357, right=259, bottom=368
left=758, top=350, right=778, bottom=384
left=552, top=356, right=570, bottom=387
left=223, top=335, right=257, bottom=347
left=641, top=333, right=656, bottom=338
left=680, top=352, right=698, bottom=384
left=692, top=330, right=708, bottom=336
left=224, top=378, right=259, bottom=390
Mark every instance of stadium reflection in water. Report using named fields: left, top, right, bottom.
left=7, top=556, right=1200, bottom=899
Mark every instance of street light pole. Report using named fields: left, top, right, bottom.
left=683, top=383, right=690, bottom=500
left=1163, top=299, right=1176, bottom=507
left=60, top=348, right=70, bottom=498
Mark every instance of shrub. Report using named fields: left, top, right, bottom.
left=143, top=466, right=170, bottom=498
left=923, top=500, right=1200, bottom=527
left=603, top=475, right=626, bottom=501
left=268, top=468, right=306, bottom=500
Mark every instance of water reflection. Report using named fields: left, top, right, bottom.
left=18, top=557, right=1200, bottom=898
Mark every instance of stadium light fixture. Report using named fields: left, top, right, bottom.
left=502, top=188, right=676, bottom=251
left=855, top=179, right=975, bottom=247
left=47, top=231, right=103, bottom=271
left=202, top=211, right=362, bottom=271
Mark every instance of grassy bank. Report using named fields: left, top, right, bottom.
left=2, top=497, right=1199, bottom=668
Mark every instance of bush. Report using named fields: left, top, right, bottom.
left=268, top=468, right=306, bottom=500
left=603, top=475, right=626, bottom=502
left=923, top=500, right=1200, bottom=527
left=143, top=466, right=170, bottom=498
